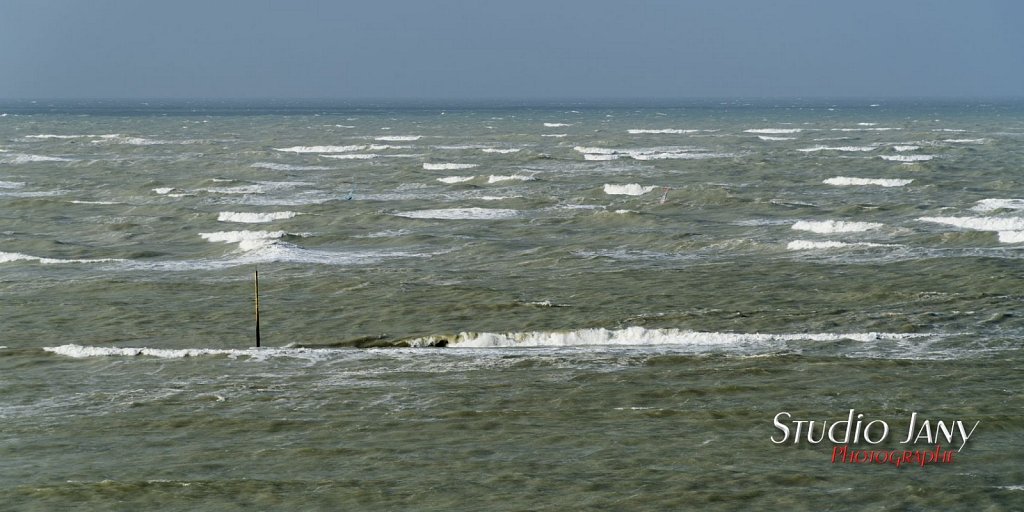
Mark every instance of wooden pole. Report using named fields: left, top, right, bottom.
left=254, top=268, right=261, bottom=347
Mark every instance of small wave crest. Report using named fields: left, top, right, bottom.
left=394, top=208, right=521, bottom=220
left=405, top=326, right=926, bottom=348
left=274, top=145, right=365, bottom=153
left=792, top=220, right=883, bottom=234
left=972, top=199, right=1024, bottom=212
left=216, top=211, right=299, bottom=223
left=823, top=177, right=912, bottom=187
left=880, top=155, right=933, bottom=162
left=0, top=251, right=123, bottom=265
left=437, top=176, right=476, bottom=184
left=603, top=183, right=656, bottom=196
left=744, top=128, right=802, bottom=134
left=423, top=163, right=477, bottom=171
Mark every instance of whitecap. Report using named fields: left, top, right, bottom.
left=541, top=134, right=568, bottom=138
left=583, top=154, right=620, bottom=161
left=604, top=183, right=656, bottom=196
left=152, top=187, right=176, bottom=195
left=787, top=240, right=894, bottom=250
left=544, top=123, right=572, bottom=127
left=998, top=231, right=1024, bottom=244
left=0, top=251, right=123, bottom=265
left=423, top=163, right=477, bottom=171
left=880, top=155, right=933, bottom=162
left=251, top=162, right=332, bottom=171
left=405, top=326, right=927, bottom=348
left=918, top=216, right=1024, bottom=232
left=798, top=145, right=876, bottom=152
left=216, top=211, right=299, bottom=223
left=744, top=128, right=803, bottom=134
left=823, top=177, right=912, bottom=187
left=274, top=145, right=365, bottom=153
left=892, top=145, right=920, bottom=152
left=488, top=174, right=536, bottom=183
left=627, top=129, right=699, bottom=134
left=943, top=138, right=985, bottom=144
left=320, top=154, right=380, bottom=160
left=199, top=230, right=289, bottom=244
left=393, top=208, right=521, bottom=220
left=791, top=220, right=883, bottom=234
left=1, top=154, right=74, bottom=164
left=0, top=180, right=25, bottom=189
left=375, top=135, right=421, bottom=141
left=758, top=136, right=795, bottom=141
left=437, top=176, right=476, bottom=184
left=481, top=148, right=521, bottom=154
left=971, top=199, right=1024, bottom=212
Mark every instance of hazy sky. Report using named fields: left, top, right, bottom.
left=2, top=0, right=1022, bottom=100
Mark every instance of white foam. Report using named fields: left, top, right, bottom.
left=918, top=216, right=1024, bottom=232
left=199, top=230, right=288, bottom=244
left=574, top=145, right=733, bottom=161
left=798, top=145, right=876, bottom=152
left=320, top=154, right=380, bottom=160
left=24, top=134, right=88, bottom=139
left=406, top=326, right=926, bottom=348
left=0, top=180, right=25, bottom=189
left=744, top=128, right=803, bottom=134
left=972, top=199, right=1024, bottom=212
left=574, top=146, right=618, bottom=155
left=69, top=200, right=120, bottom=205
left=544, top=123, right=572, bottom=127
left=394, top=208, right=521, bottom=220
left=943, top=138, right=985, bottom=144
left=0, top=251, right=123, bottom=265
left=831, top=127, right=900, bottom=132
left=604, top=183, right=656, bottom=196
left=93, top=134, right=180, bottom=145
left=437, top=176, right=476, bottom=184
left=627, top=129, right=699, bottom=134
left=423, top=163, right=477, bottom=170
left=201, top=181, right=312, bottom=195
left=43, top=344, right=336, bottom=361
left=152, top=187, right=176, bottom=195
left=792, top=220, right=883, bottom=234
left=251, top=162, right=332, bottom=171
left=758, top=136, right=796, bottom=141
left=481, top=148, right=521, bottom=154
left=375, top=135, right=421, bottom=141
left=823, top=177, right=912, bottom=187
left=274, top=145, right=365, bottom=153
left=488, top=174, right=536, bottom=183
left=880, top=155, right=934, bottom=162
left=1, top=154, right=74, bottom=164
left=998, top=231, right=1024, bottom=244
left=584, top=153, right=620, bottom=161
left=787, top=240, right=893, bottom=250
left=541, top=134, right=568, bottom=138
left=217, top=211, right=298, bottom=223
left=892, top=145, right=920, bottom=152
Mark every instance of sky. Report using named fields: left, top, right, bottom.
left=1, top=0, right=1022, bottom=100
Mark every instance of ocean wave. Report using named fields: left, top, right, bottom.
left=1, top=154, right=74, bottom=164
left=831, top=127, right=900, bottom=132
left=998, top=231, right=1024, bottom=243
left=0, top=251, right=123, bottom=265
left=823, top=177, right=912, bottom=187
left=24, top=134, right=90, bottom=139
left=375, top=135, right=421, bottom=141
left=583, top=154, right=620, bottom=161
left=880, top=155, right=934, bottom=162
left=437, top=176, right=476, bottom=184
left=200, top=181, right=313, bottom=195
left=0, top=180, right=25, bottom=189
left=574, top=146, right=733, bottom=161
left=199, top=230, right=289, bottom=244
left=892, top=145, right=920, bottom=152
left=405, top=326, right=927, bottom=348
left=216, top=211, right=299, bottom=223
left=943, top=138, right=986, bottom=144
left=792, top=220, right=883, bottom=234
left=603, top=183, right=656, bottom=196
left=481, top=148, right=521, bottom=154
left=92, top=134, right=187, bottom=145
left=758, top=136, right=795, bottom=141
left=787, top=240, right=895, bottom=250
left=918, top=216, right=1024, bottom=232
left=393, top=208, right=521, bottom=220
left=423, top=163, right=477, bottom=171
left=274, top=145, right=365, bottom=153
left=544, top=123, right=572, bottom=127
left=42, top=344, right=337, bottom=361
left=627, top=129, right=700, bottom=134
left=251, top=162, right=332, bottom=171
left=744, top=128, right=802, bottom=134
left=972, top=199, right=1024, bottom=212
left=488, top=174, right=536, bottom=183
left=798, top=145, right=876, bottom=152
left=320, top=154, right=380, bottom=160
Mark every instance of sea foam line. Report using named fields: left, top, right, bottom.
left=823, top=177, right=912, bottom=187
left=792, top=220, right=883, bottom=234
left=217, top=211, right=299, bottom=223
left=405, top=326, right=928, bottom=348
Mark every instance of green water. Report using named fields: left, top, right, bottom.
left=1, top=100, right=1023, bottom=509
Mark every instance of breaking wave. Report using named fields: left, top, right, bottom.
left=823, top=177, right=912, bottom=187
left=792, top=220, right=883, bottom=234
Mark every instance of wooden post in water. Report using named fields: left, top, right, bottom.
left=254, top=267, right=261, bottom=347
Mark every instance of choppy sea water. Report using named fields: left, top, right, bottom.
left=1, top=99, right=1023, bottom=510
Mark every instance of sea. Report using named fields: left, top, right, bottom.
left=1, top=99, right=1022, bottom=510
